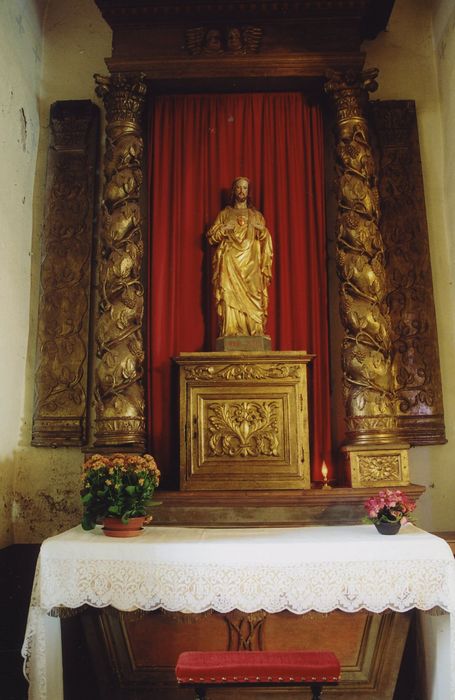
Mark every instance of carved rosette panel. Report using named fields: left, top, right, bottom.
left=325, top=70, right=396, bottom=445
left=358, top=455, right=401, bottom=482
left=94, top=73, right=147, bottom=446
left=32, top=101, right=99, bottom=446
left=346, top=447, right=410, bottom=488
left=370, top=100, right=446, bottom=445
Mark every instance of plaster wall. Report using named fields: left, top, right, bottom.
left=364, top=0, right=455, bottom=530
left=0, top=0, right=45, bottom=547
left=431, top=1, right=455, bottom=283
left=10, top=0, right=111, bottom=544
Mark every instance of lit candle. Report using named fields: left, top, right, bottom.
left=321, top=460, right=331, bottom=489
left=321, top=460, right=328, bottom=482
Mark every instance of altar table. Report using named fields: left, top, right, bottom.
left=22, top=524, right=455, bottom=699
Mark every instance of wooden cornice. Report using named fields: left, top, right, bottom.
left=106, top=52, right=365, bottom=82
left=95, top=0, right=395, bottom=78
left=96, top=0, right=394, bottom=40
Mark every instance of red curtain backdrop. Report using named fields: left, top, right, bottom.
left=146, top=92, right=332, bottom=488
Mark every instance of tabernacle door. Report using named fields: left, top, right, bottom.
left=176, top=351, right=312, bottom=490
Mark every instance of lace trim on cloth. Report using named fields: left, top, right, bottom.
left=27, top=557, right=455, bottom=614
left=21, top=525, right=455, bottom=700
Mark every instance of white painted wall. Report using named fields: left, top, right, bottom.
left=364, top=0, right=455, bottom=531
left=0, top=0, right=45, bottom=547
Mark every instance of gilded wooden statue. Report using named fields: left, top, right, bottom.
left=207, top=177, right=273, bottom=339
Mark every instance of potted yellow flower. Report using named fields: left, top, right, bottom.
left=81, top=453, right=160, bottom=536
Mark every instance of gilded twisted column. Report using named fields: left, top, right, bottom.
left=93, top=73, right=147, bottom=447
left=325, top=70, right=409, bottom=487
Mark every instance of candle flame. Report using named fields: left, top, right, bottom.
left=321, top=460, right=328, bottom=481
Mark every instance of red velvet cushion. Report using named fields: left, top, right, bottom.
left=176, top=650, right=341, bottom=684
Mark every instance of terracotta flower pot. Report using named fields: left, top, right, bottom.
left=102, top=516, right=146, bottom=538
left=374, top=521, right=401, bottom=536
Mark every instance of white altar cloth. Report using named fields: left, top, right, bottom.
left=22, top=524, right=455, bottom=699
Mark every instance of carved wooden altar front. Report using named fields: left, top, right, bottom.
left=82, top=607, right=412, bottom=700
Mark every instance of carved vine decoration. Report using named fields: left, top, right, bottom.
left=93, top=73, right=147, bottom=446
left=325, top=69, right=396, bottom=443
left=34, top=164, right=89, bottom=420
left=32, top=101, right=99, bottom=446
left=370, top=100, right=445, bottom=445
left=185, top=363, right=301, bottom=381
left=208, top=401, right=279, bottom=458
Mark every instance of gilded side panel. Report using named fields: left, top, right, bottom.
left=371, top=100, right=446, bottom=445
left=32, top=101, right=99, bottom=447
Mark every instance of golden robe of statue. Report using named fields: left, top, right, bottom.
left=207, top=177, right=273, bottom=337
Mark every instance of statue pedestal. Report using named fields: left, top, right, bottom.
left=215, top=335, right=272, bottom=351
left=175, top=351, right=312, bottom=491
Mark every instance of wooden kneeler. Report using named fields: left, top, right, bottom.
left=176, top=650, right=341, bottom=699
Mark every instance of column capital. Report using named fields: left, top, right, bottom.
left=325, top=68, right=379, bottom=122
left=94, top=72, right=147, bottom=131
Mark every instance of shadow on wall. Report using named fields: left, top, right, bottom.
left=0, top=453, right=15, bottom=548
